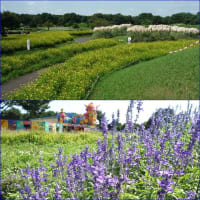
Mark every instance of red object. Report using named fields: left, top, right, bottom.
left=84, top=113, right=89, bottom=119
left=24, top=121, right=30, bottom=125
left=60, top=112, right=65, bottom=118
left=72, top=117, right=76, bottom=123
left=60, top=112, right=66, bottom=122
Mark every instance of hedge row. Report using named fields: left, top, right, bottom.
left=1, top=39, right=118, bottom=83
left=1, top=31, right=73, bottom=53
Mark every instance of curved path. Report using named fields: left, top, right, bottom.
left=1, top=68, right=47, bottom=99
left=74, top=36, right=92, bottom=43
left=1, top=36, right=92, bottom=99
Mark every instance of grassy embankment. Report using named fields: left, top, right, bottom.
left=90, top=46, right=199, bottom=99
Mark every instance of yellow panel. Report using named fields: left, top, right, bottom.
left=1, top=120, right=8, bottom=129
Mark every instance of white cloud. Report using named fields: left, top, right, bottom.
left=27, top=1, right=36, bottom=6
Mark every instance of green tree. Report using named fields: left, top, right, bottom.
left=72, top=23, right=79, bottom=29
left=39, top=111, right=57, bottom=118
left=29, top=17, right=38, bottom=28
left=170, top=12, right=196, bottom=24
left=63, top=13, right=81, bottom=26
left=0, top=100, right=18, bottom=111
left=43, top=21, right=54, bottom=30
left=1, top=108, right=23, bottom=120
left=11, top=100, right=51, bottom=119
left=97, top=110, right=103, bottom=128
left=116, top=122, right=125, bottom=131
left=137, top=13, right=154, bottom=25
left=153, top=16, right=163, bottom=24
left=1, top=11, right=20, bottom=35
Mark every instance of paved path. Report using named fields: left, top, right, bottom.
left=1, top=68, right=47, bottom=99
left=74, top=36, right=92, bottom=43
left=1, top=36, right=92, bottom=98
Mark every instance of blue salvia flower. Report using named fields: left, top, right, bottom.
left=53, top=182, right=62, bottom=199
left=186, top=190, right=196, bottom=199
left=117, top=109, right=120, bottom=123
left=101, top=113, right=108, bottom=136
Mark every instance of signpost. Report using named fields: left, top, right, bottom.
left=128, top=37, right=132, bottom=44
left=27, top=39, right=30, bottom=50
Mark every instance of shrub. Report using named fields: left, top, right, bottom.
left=1, top=131, right=102, bottom=145
left=1, top=31, right=73, bottom=53
left=128, top=31, right=198, bottom=42
left=92, top=30, right=113, bottom=39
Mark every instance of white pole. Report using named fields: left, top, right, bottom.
left=27, top=39, right=30, bottom=50
left=128, top=37, right=132, bottom=44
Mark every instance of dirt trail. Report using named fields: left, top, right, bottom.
left=1, top=36, right=92, bottom=99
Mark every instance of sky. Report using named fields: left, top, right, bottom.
left=1, top=1, right=199, bottom=16
left=46, top=100, right=199, bottom=124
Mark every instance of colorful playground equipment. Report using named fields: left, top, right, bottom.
left=57, top=102, right=98, bottom=126
left=1, top=120, right=31, bottom=131
left=1, top=103, right=99, bottom=132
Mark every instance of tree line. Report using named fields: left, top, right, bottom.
left=2, top=11, right=199, bottom=31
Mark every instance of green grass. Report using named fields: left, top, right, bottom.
left=67, top=30, right=93, bottom=36
left=113, top=35, right=128, bottom=43
left=1, top=130, right=102, bottom=178
left=89, top=47, right=199, bottom=99
left=1, top=130, right=102, bottom=199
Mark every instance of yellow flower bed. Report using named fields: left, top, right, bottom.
left=1, top=31, right=73, bottom=53
left=2, top=39, right=118, bottom=83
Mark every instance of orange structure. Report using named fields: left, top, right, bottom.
left=81, top=103, right=99, bottom=125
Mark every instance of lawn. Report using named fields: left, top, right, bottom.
left=89, top=46, right=199, bottom=99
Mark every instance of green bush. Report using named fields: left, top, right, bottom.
left=111, top=27, right=127, bottom=36
left=128, top=31, right=198, bottom=42
left=1, top=31, right=73, bottom=53
left=92, top=30, right=113, bottom=39
left=1, top=130, right=102, bottom=145
left=93, top=27, right=127, bottom=39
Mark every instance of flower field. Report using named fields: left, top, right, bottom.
left=7, top=40, right=198, bottom=99
left=1, top=101, right=199, bottom=199
left=1, top=39, right=118, bottom=83
left=1, top=31, right=73, bottom=53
